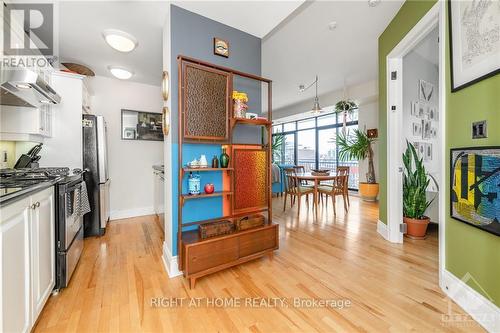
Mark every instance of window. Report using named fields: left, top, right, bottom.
left=272, top=125, right=282, bottom=133
left=272, top=111, right=360, bottom=189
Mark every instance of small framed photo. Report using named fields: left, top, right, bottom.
left=422, top=120, right=432, bottom=140
left=418, top=103, right=426, bottom=118
left=410, top=101, right=419, bottom=117
left=214, top=37, right=229, bottom=57
left=428, top=106, right=439, bottom=121
left=412, top=122, right=422, bottom=137
left=425, top=143, right=433, bottom=161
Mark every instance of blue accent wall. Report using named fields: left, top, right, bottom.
left=170, top=5, right=262, bottom=255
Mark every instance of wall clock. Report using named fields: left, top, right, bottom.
left=162, top=71, right=169, bottom=101
left=162, top=106, right=170, bottom=136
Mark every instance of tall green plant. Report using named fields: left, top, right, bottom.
left=337, top=129, right=376, bottom=183
left=402, top=141, right=437, bottom=219
left=272, top=133, right=284, bottom=164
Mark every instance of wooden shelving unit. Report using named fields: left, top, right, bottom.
left=177, top=55, right=277, bottom=289
left=180, top=191, right=233, bottom=205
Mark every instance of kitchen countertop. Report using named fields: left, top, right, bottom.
left=0, top=176, right=63, bottom=206
left=152, top=165, right=164, bottom=173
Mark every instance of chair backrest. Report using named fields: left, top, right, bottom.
left=334, top=175, right=348, bottom=194
left=283, top=168, right=298, bottom=193
left=337, top=166, right=350, bottom=189
left=294, top=165, right=305, bottom=174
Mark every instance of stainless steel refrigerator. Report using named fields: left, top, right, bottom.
left=83, top=114, right=110, bottom=236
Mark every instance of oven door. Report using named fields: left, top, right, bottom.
left=64, top=182, right=83, bottom=248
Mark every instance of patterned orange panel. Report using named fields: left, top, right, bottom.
left=234, top=149, right=267, bottom=213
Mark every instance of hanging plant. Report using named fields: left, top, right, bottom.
left=334, top=100, right=358, bottom=114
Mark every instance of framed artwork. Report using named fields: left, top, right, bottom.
left=422, top=120, right=432, bottom=139
left=121, top=109, right=163, bottom=141
left=424, top=143, right=432, bottom=161
left=428, top=106, right=438, bottom=121
left=412, top=122, right=422, bottom=137
left=417, top=103, right=426, bottom=118
left=449, top=0, right=500, bottom=92
left=214, top=37, right=229, bottom=57
left=419, top=79, right=434, bottom=102
left=410, top=101, right=419, bottom=116
left=450, top=147, right=500, bottom=236
left=367, top=128, right=378, bottom=138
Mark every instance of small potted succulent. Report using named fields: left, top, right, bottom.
left=402, top=141, right=437, bottom=238
left=337, top=129, right=378, bottom=201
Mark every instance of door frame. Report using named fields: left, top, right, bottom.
left=385, top=1, right=446, bottom=284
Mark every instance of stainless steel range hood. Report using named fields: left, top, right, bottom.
left=0, top=68, right=61, bottom=108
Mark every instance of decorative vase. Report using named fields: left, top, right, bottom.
left=188, top=172, right=201, bottom=195
left=211, top=155, right=219, bottom=168
left=220, top=148, right=230, bottom=168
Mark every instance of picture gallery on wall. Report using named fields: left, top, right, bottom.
left=410, top=79, right=438, bottom=161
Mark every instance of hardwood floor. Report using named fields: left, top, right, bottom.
left=34, top=195, right=484, bottom=332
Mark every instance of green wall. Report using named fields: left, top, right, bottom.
left=379, top=0, right=500, bottom=307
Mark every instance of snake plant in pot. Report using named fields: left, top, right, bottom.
left=402, top=141, right=437, bottom=238
left=337, top=129, right=378, bottom=201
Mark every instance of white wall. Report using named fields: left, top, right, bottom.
left=87, top=75, right=163, bottom=220
left=358, top=101, right=379, bottom=184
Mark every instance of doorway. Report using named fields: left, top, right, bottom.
left=385, top=1, right=446, bottom=283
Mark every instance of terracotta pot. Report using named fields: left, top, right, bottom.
left=359, top=182, right=379, bottom=201
left=404, top=216, right=430, bottom=238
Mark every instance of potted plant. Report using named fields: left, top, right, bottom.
left=402, top=141, right=437, bottom=238
left=337, top=129, right=378, bottom=201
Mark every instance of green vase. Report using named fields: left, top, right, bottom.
left=220, top=148, right=230, bottom=168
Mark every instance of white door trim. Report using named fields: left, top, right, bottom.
left=385, top=1, right=446, bottom=282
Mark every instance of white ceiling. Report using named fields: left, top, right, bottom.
left=262, top=0, right=404, bottom=111
left=173, top=1, right=305, bottom=38
left=58, top=1, right=169, bottom=86
left=57, top=1, right=304, bottom=86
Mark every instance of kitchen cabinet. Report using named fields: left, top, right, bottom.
left=0, top=104, right=53, bottom=141
left=0, top=187, right=55, bottom=333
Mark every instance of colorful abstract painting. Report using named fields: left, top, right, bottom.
left=451, top=147, right=500, bottom=236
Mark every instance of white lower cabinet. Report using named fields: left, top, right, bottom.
left=0, top=187, right=55, bottom=333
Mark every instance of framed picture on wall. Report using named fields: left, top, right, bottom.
left=450, top=147, right=500, bottom=236
left=214, top=37, right=229, bottom=57
left=449, top=0, right=500, bottom=92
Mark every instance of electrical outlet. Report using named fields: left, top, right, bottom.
left=472, top=120, right=487, bottom=139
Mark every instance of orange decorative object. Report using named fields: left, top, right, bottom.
left=233, top=149, right=267, bottom=213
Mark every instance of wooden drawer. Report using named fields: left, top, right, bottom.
left=185, top=237, right=238, bottom=274
left=239, top=225, right=277, bottom=258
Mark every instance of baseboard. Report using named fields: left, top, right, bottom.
left=442, top=269, right=500, bottom=332
left=377, top=220, right=389, bottom=241
left=110, top=206, right=154, bottom=220
left=162, top=242, right=182, bottom=278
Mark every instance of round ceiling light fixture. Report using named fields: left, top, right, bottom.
left=102, top=29, right=138, bottom=52
left=368, top=0, right=381, bottom=7
left=108, top=66, right=134, bottom=80
left=328, top=21, right=337, bottom=31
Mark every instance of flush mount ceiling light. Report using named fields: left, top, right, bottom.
left=328, top=21, right=337, bottom=31
left=102, top=29, right=138, bottom=53
left=299, top=75, right=322, bottom=114
left=368, top=0, right=381, bottom=7
left=108, top=66, right=134, bottom=80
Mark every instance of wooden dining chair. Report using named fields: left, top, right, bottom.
left=283, top=168, right=313, bottom=215
left=318, top=175, right=348, bottom=215
left=294, top=165, right=313, bottom=187
left=336, top=166, right=350, bottom=206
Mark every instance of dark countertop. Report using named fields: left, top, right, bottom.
left=0, top=176, right=63, bottom=206
left=152, top=165, right=164, bottom=173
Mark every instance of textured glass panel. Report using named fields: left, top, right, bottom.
left=234, top=149, right=267, bottom=211
left=184, top=65, right=228, bottom=139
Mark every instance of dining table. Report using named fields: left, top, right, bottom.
left=290, top=172, right=339, bottom=212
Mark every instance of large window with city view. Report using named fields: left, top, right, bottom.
left=272, top=110, right=359, bottom=190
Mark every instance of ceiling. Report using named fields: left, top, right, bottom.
left=262, top=0, right=405, bottom=112
left=57, top=1, right=304, bottom=86
left=58, top=1, right=169, bottom=86
left=173, top=1, right=305, bottom=38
